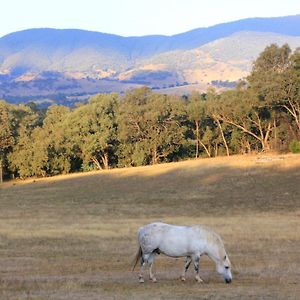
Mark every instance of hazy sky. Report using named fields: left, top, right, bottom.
left=1, top=0, right=300, bottom=37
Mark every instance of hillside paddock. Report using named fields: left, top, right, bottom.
left=0, top=154, right=299, bottom=299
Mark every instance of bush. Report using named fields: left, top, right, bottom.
left=289, top=140, right=300, bottom=153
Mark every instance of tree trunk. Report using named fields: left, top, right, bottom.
left=246, top=140, right=251, bottom=153
left=195, top=120, right=200, bottom=158
left=100, top=154, right=109, bottom=170
left=214, top=142, right=218, bottom=157
left=217, top=114, right=270, bottom=153
left=199, top=140, right=211, bottom=158
left=282, top=100, right=300, bottom=133
left=273, top=118, right=277, bottom=151
left=0, top=159, right=3, bottom=184
left=215, top=118, right=229, bottom=156
left=261, top=122, right=272, bottom=152
left=91, top=157, right=102, bottom=170
left=152, top=150, right=158, bottom=165
left=253, top=112, right=272, bottom=152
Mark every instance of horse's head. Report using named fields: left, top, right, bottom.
left=216, top=254, right=232, bottom=283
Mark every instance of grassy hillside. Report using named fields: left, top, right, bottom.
left=2, top=31, right=299, bottom=103
left=1, top=15, right=300, bottom=103
left=141, top=32, right=300, bottom=83
left=0, top=154, right=299, bottom=299
left=1, top=15, right=300, bottom=73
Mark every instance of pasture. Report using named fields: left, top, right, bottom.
left=0, top=154, right=299, bottom=299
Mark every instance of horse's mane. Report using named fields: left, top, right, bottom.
left=193, top=225, right=226, bottom=257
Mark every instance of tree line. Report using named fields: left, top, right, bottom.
left=0, top=44, right=299, bottom=180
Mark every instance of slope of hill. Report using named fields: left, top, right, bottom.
left=1, top=154, right=299, bottom=299
left=140, top=31, right=300, bottom=84
left=1, top=15, right=299, bottom=73
left=0, top=15, right=299, bottom=104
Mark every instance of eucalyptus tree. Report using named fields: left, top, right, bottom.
left=186, top=91, right=212, bottom=158
left=64, top=93, right=119, bottom=170
left=7, top=103, right=44, bottom=178
left=0, top=101, right=15, bottom=182
left=117, top=87, right=152, bottom=166
left=206, top=90, right=231, bottom=156
left=207, top=89, right=274, bottom=152
left=41, top=105, right=72, bottom=175
left=143, top=93, right=187, bottom=164
left=118, top=87, right=187, bottom=166
left=281, top=50, right=300, bottom=134
left=246, top=44, right=300, bottom=146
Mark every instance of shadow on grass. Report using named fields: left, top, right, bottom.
left=1, top=155, right=299, bottom=218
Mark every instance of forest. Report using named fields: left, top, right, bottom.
left=0, top=44, right=299, bottom=180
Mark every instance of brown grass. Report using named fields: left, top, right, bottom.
left=0, top=154, right=299, bottom=299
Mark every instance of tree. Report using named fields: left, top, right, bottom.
left=247, top=44, right=300, bottom=143
left=186, top=91, right=213, bottom=158
left=9, top=126, right=48, bottom=178
left=118, top=88, right=187, bottom=166
left=280, top=50, right=300, bottom=135
left=42, top=105, right=72, bottom=175
left=8, top=104, right=44, bottom=178
left=207, top=89, right=274, bottom=152
left=117, top=87, right=152, bottom=166
left=0, top=101, right=15, bottom=182
left=143, top=93, right=187, bottom=164
left=251, top=44, right=291, bottom=74
left=206, top=90, right=230, bottom=156
left=64, top=93, right=119, bottom=170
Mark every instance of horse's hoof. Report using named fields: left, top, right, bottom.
left=195, top=277, right=204, bottom=283
left=181, top=276, right=186, bottom=281
left=152, top=278, right=157, bottom=283
left=139, top=278, right=144, bottom=283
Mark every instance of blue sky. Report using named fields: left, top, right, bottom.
left=1, top=0, right=300, bottom=37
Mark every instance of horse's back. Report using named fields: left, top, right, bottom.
left=138, top=222, right=189, bottom=239
left=139, top=222, right=212, bottom=237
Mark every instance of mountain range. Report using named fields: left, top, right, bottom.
left=0, top=14, right=300, bottom=105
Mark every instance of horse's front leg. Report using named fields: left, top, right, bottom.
left=181, top=256, right=192, bottom=281
left=192, top=255, right=204, bottom=283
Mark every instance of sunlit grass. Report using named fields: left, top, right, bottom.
left=0, top=154, right=299, bottom=299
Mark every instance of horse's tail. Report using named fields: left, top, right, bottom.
left=132, top=245, right=142, bottom=271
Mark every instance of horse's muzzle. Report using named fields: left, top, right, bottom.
left=225, top=278, right=232, bottom=284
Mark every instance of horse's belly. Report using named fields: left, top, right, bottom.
left=159, top=246, right=189, bottom=257
left=158, top=236, right=191, bottom=257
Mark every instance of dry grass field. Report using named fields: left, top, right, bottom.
left=0, top=154, right=299, bottom=299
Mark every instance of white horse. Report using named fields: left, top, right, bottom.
left=133, top=222, right=232, bottom=284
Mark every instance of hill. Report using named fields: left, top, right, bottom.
left=0, top=15, right=300, bottom=104
left=141, top=31, right=300, bottom=85
left=0, top=153, right=299, bottom=299
left=1, top=15, right=300, bottom=72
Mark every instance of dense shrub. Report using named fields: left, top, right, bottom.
left=289, top=140, right=300, bottom=153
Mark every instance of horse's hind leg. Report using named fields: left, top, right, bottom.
left=139, top=256, right=146, bottom=283
left=148, top=253, right=157, bottom=282
left=181, top=256, right=192, bottom=281
left=192, top=255, right=204, bottom=283
left=139, top=253, right=157, bottom=283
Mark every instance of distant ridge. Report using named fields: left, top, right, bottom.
left=1, top=15, right=300, bottom=59
left=0, top=14, right=299, bottom=105
left=170, top=14, right=300, bottom=49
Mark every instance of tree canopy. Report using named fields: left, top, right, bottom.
left=0, top=44, right=299, bottom=180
